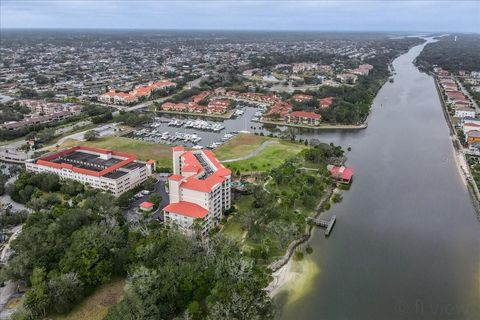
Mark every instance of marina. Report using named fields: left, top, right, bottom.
left=129, top=105, right=270, bottom=149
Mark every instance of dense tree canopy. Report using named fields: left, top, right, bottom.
left=416, top=35, right=480, bottom=73
left=7, top=174, right=273, bottom=320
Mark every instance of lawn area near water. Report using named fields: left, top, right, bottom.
left=51, top=136, right=172, bottom=167
left=224, top=140, right=307, bottom=174
left=213, top=133, right=269, bottom=161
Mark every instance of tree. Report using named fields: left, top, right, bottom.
left=19, top=143, right=31, bottom=152
left=59, top=224, right=127, bottom=287
left=36, top=128, right=55, bottom=143
left=48, top=272, right=84, bottom=314
left=148, top=193, right=162, bottom=209
left=0, top=174, right=7, bottom=195
left=23, top=268, right=50, bottom=318
left=84, top=130, right=98, bottom=141
left=60, top=179, right=85, bottom=196
left=35, top=75, right=50, bottom=85
left=7, top=208, right=92, bottom=281
left=19, top=88, right=39, bottom=98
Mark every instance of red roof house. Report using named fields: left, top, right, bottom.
left=328, top=165, right=354, bottom=184
left=286, top=111, right=321, bottom=126
left=139, top=201, right=155, bottom=212
left=319, top=97, right=334, bottom=109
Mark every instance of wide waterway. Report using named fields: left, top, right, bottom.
left=278, top=39, right=480, bottom=319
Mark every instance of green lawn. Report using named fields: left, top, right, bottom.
left=53, top=278, right=125, bottom=320
left=222, top=219, right=244, bottom=241
left=225, top=140, right=307, bottom=173
left=53, top=136, right=172, bottom=167
left=213, top=134, right=268, bottom=161
left=222, top=195, right=253, bottom=241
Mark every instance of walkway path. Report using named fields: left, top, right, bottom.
left=222, top=140, right=279, bottom=163
left=0, top=225, right=23, bottom=315
left=0, top=225, right=22, bottom=264
left=0, top=176, right=30, bottom=213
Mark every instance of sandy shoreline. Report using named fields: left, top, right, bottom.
left=434, top=76, right=480, bottom=218
left=266, top=258, right=293, bottom=297
left=451, top=136, right=468, bottom=187
left=266, top=254, right=321, bottom=303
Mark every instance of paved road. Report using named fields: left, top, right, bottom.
left=0, top=225, right=23, bottom=315
left=0, top=225, right=22, bottom=264
left=0, top=176, right=30, bottom=213
left=40, top=123, right=122, bottom=151
left=222, top=140, right=279, bottom=163
left=124, top=174, right=169, bottom=223
left=0, top=120, right=93, bottom=161
left=0, top=281, right=16, bottom=316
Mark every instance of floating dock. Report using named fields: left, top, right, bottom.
left=309, top=215, right=337, bottom=236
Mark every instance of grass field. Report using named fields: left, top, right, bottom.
left=224, top=140, right=307, bottom=173
left=51, top=134, right=304, bottom=172
left=53, top=136, right=172, bottom=167
left=53, top=278, right=125, bottom=320
left=214, top=134, right=269, bottom=160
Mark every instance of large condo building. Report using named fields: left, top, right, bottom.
left=163, top=146, right=232, bottom=235
left=25, top=146, right=155, bottom=197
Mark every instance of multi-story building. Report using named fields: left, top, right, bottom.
left=0, top=109, right=82, bottom=130
left=454, top=107, right=476, bottom=119
left=286, top=111, right=322, bottom=126
left=98, top=80, right=176, bottom=105
left=163, top=146, right=231, bottom=235
left=98, top=90, right=139, bottom=105
left=25, top=146, right=155, bottom=197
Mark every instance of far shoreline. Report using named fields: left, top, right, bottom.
left=261, top=119, right=368, bottom=130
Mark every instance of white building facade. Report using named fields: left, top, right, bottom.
left=163, top=146, right=231, bottom=235
left=454, top=107, right=476, bottom=119
left=25, top=146, right=155, bottom=197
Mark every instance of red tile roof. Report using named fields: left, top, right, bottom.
left=329, top=166, right=354, bottom=181
left=163, top=201, right=209, bottom=219
left=319, top=97, right=334, bottom=108
left=183, top=164, right=202, bottom=173
left=181, top=175, right=224, bottom=192
left=140, top=201, right=154, bottom=209
left=36, top=146, right=137, bottom=178
left=464, top=122, right=480, bottom=127
left=289, top=111, right=321, bottom=119
left=168, top=174, right=183, bottom=182
left=293, top=94, right=313, bottom=102
left=172, top=148, right=231, bottom=193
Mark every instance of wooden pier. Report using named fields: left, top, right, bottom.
left=309, top=215, right=337, bottom=236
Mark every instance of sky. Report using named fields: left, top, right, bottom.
left=1, top=0, right=479, bottom=32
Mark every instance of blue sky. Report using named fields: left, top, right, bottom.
left=1, top=1, right=479, bottom=32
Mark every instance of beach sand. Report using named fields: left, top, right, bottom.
left=268, top=257, right=320, bottom=305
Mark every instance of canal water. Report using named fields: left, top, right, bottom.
left=278, top=40, right=480, bottom=319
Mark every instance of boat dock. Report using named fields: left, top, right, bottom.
left=309, top=215, right=337, bottom=236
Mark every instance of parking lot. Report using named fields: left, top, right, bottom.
left=124, top=173, right=169, bottom=223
